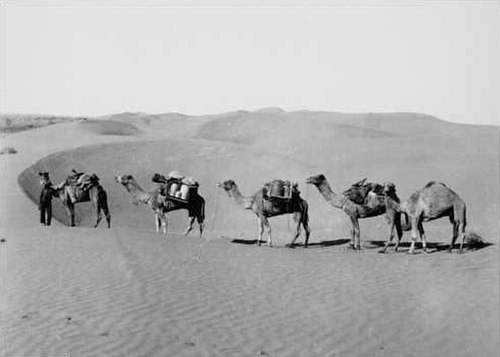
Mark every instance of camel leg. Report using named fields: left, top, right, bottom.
left=303, top=221, right=311, bottom=248
left=287, top=213, right=302, bottom=248
left=197, top=216, right=204, bottom=238
left=263, top=218, right=273, bottom=247
left=458, top=221, right=466, bottom=253
left=350, top=217, right=361, bottom=250
left=67, top=203, right=76, bottom=227
left=394, top=214, right=403, bottom=252
left=155, top=212, right=161, bottom=233
left=408, top=216, right=419, bottom=254
left=349, top=217, right=356, bottom=249
left=101, top=201, right=111, bottom=228
left=381, top=217, right=395, bottom=253
left=257, top=217, right=264, bottom=246
left=449, top=222, right=459, bottom=253
left=104, top=208, right=111, bottom=228
left=94, top=203, right=102, bottom=228
left=184, top=217, right=196, bottom=236
left=418, top=222, right=427, bottom=253
left=162, top=214, right=168, bottom=235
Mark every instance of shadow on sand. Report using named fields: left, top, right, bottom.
left=368, top=240, right=493, bottom=254
left=226, top=236, right=493, bottom=253
left=228, top=237, right=351, bottom=248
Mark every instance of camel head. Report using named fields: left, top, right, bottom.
left=151, top=173, right=167, bottom=184
left=217, top=179, right=237, bottom=197
left=115, top=174, right=134, bottom=186
left=305, top=174, right=326, bottom=186
left=382, top=182, right=397, bottom=195
left=38, top=171, right=51, bottom=186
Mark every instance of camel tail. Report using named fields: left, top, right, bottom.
left=302, top=200, right=309, bottom=224
left=401, top=212, right=411, bottom=231
left=198, top=196, right=205, bottom=223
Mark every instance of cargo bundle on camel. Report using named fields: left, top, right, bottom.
left=151, top=171, right=199, bottom=203
left=262, top=180, right=298, bottom=202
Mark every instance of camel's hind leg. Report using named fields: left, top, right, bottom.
left=381, top=213, right=396, bottom=253
left=197, top=216, right=204, bottom=238
left=161, top=214, right=168, bottom=234
left=350, top=217, right=361, bottom=250
left=67, top=202, right=76, bottom=227
left=417, top=222, right=427, bottom=253
left=184, top=217, right=195, bottom=236
left=394, top=213, right=403, bottom=252
left=155, top=212, right=161, bottom=233
left=93, top=201, right=102, bottom=228
left=458, top=221, right=466, bottom=253
left=287, top=212, right=302, bottom=248
left=303, top=220, right=311, bottom=248
left=101, top=200, right=111, bottom=228
left=449, top=221, right=459, bottom=253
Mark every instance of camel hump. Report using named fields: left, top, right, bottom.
left=424, top=181, right=447, bottom=189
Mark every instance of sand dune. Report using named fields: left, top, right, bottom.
left=1, top=110, right=498, bottom=356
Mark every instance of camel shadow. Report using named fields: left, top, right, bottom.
left=228, top=237, right=351, bottom=248
left=368, top=240, right=493, bottom=253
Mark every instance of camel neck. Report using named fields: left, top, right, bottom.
left=316, top=181, right=346, bottom=208
left=125, top=180, right=152, bottom=204
left=229, top=184, right=250, bottom=208
left=384, top=194, right=401, bottom=212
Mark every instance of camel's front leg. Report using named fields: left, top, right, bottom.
left=184, top=217, right=195, bottom=236
left=408, top=216, right=419, bottom=254
left=381, top=216, right=396, bottom=253
left=155, top=212, right=161, bottom=233
left=350, top=217, right=361, bottom=250
left=257, top=217, right=264, bottom=245
left=162, top=214, right=168, bottom=235
left=263, top=218, right=274, bottom=247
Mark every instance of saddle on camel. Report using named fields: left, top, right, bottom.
left=262, top=180, right=299, bottom=202
left=151, top=171, right=199, bottom=203
left=65, top=169, right=101, bottom=203
left=343, top=178, right=384, bottom=205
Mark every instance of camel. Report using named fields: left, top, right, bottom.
left=217, top=180, right=311, bottom=247
left=306, top=174, right=388, bottom=250
left=115, top=175, right=205, bottom=237
left=381, top=181, right=468, bottom=254
left=52, top=172, right=111, bottom=228
left=379, top=182, right=409, bottom=253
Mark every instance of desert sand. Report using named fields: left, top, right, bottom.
left=1, top=110, right=498, bottom=356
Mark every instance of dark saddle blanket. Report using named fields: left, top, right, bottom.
left=343, top=178, right=383, bottom=205
left=263, top=180, right=298, bottom=200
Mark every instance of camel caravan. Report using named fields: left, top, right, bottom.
left=37, top=168, right=483, bottom=254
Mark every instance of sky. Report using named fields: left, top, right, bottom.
left=1, top=1, right=499, bottom=125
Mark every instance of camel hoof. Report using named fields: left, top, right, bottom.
left=378, top=249, right=387, bottom=254
left=285, top=243, right=295, bottom=249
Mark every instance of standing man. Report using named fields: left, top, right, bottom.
left=38, top=172, right=54, bottom=226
